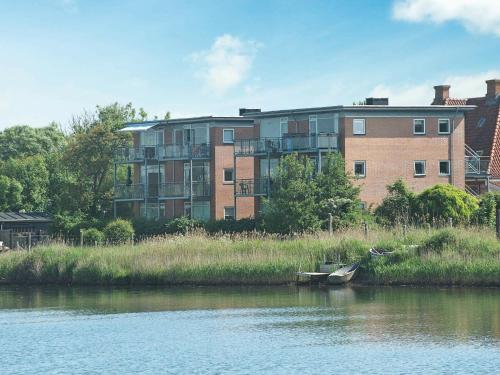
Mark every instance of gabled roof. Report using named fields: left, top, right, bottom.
left=0, top=212, right=52, bottom=223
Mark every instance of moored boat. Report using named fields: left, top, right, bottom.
left=327, top=263, right=359, bottom=285
left=369, top=248, right=394, bottom=257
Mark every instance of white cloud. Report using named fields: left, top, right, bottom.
left=393, top=0, right=500, bottom=36
left=191, top=34, right=260, bottom=94
left=369, top=70, right=500, bottom=105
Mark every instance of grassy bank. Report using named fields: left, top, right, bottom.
left=0, top=228, right=499, bottom=286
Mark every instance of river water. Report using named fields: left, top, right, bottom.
left=0, top=286, right=499, bottom=374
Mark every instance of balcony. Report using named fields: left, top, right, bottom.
left=158, top=182, right=211, bottom=200
left=234, top=134, right=338, bottom=156
left=465, top=156, right=490, bottom=177
left=235, top=178, right=270, bottom=197
left=114, top=144, right=211, bottom=163
left=114, top=184, right=145, bottom=200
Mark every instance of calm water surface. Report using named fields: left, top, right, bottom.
left=0, top=285, right=499, bottom=374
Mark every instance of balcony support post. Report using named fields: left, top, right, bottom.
left=144, top=156, right=148, bottom=219
left=267, top=152, right=271, bottom=197
left=190, top=158, right=193, bottom=219
left=158, top=161, right=161, bottom=220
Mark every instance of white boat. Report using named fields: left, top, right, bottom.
left=327, top=263, right=360, bottom=285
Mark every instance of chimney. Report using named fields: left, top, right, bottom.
left=239, top=108, right=261, bottom=116
left=433, top=85, right=450, bottom=105
left=486, top=79, right=500, bottom=97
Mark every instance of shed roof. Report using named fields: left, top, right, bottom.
left=0, top=212, right=53, bottom=223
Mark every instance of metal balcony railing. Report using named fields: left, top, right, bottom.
left=114, top=147, right=145, bottom=163
left=114, top=184, right=145, bottom=200
left=234, top=134, right=338, bottom=156
left=235, top=178, right=270, bottom=196
left=465, top=156, right=490, bottom=176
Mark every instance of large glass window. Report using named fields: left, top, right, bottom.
left=192, top=201, right=211, bottom=221
left=139, top=203, right=165, bottom=219
left=260, top=158, right=280, bottom=178
left=280, top=117, right=289, bottom=136
left=141, top=130, right=164, bottom=146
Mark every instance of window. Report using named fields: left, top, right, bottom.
left=354, top=161, right=366, bottom=177
left=224, top=207, right=235, bottom=220
left=280, top=117, right=289, bottom=136
left=439, top=160, right=451, bottom=175
left=413, top=119, right=425, bottom=135
left=353, top=119, right=365, bottom=135
left=223, top=129, right=234, bottom=144
left=192, top=201, right=211, bottom=221
left=140, top=203, right=165, bottom=219
left=438, top=119, right=450, bottom=134
left=309, top=115, right=317, bottom=134
left=414, top=160, right=426, bottom=176
left=223, top=168, right=234, bottom=183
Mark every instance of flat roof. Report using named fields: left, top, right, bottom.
left=0, top=212, right=52, bottom=223
left=243, top=105, right=477, bottom=117
left=120, top=116, right=253, bottom=132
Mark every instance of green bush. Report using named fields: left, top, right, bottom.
left=103, top=219, right=134, bottom=244
left=420, top=229, right=459, bottom=254
left=165, top=216, right=203, bottom=235
left=81, top=228, right=104, bottom=246
left=132, top=217, right=170, bottom=237
left=473, top=193, right=496, bottom=227
left=375, top=179, right=415, bottom=226
left=415, top=184, right=478, bottom=225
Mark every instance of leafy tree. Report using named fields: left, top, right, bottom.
left=104, top=219, right=135, bottom=244
left=473, top=193, right=496, bottom=227
left=316, top=152, right=361, bottom=230
left=63, top=103, right=135, bottom=217
left=375, top=179, right=416, bottom=226
left=0, top=123, right=65, bottom=160
left=415, top=184, right=478, bottom=225
left=0, top=156, right=50, bottom=211
left=261, top=153, right=321, bottom=233
left=0, top=176, right=23, bottom=211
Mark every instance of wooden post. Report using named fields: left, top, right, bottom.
left=80, top=229, right=83, bottom=247
left=364, top=222, right=368, bottom=238
left=496, top=209, right=500, bottom=239
left=28, top=233, right=31, bottom=252
left=403, top=224, right=407, bottom=237
left=328, top=213, right=333, bottom=236
left=449, top=217, right=453, bottom=228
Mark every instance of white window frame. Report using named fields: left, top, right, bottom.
left=438, top=119, right=450, bottom=134
left=414, top=160, right=426, bottom=176
left=223, top=129, right=234, bottom=144
left=224, top=206, right=235, bottom=220
left=354, top=160, right=366, bottom=178
left=309, top=115, right=318, bottom=135
left=413, top=119, right=426, bottom=135
left=223, top=168, right=234, bottom=184
left=280, top=117, right=289, bottom=136
left=353, top=119, right=366, bottom=135
left=439, top=160, right=451, bottom=176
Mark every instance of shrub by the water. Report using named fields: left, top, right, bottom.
left=103, top=219, right=134, bottom=244
left=165, top=216, right=203, bottom=235
left=204, top=218, right=257, bottom=233
left=81, top=228, right=104, bottom=246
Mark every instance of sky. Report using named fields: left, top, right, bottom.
left=1, top=0, right=500, bottom=129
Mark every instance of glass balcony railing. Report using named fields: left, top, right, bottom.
left=114, top=184, right=145, bottom=200
left=234, top=134, right=338, bottom=156
left=235, top=178, right=270, bottom=197
left=158, top=182, right=211, bottom=199
left=114, top=144, right=211, bottom=162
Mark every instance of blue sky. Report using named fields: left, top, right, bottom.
left=1, top=0, right=500, bottom=129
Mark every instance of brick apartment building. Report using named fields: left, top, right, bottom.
left=113, top=99, right=473, bottom=220
left=432, top=79, right=500, bottom=196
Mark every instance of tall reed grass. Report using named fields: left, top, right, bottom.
left=0, top=227, right=498, bottom=286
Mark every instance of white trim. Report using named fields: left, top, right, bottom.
left=439, top=160, right=451, bottom=176
left=353, top=119, right=366, bottom=135
left=413, top=119, right=426, bottom=135
left=438, top=118, right=451, bottom=134
left=414, top=160, right=426, bottom=176
left=354, top=160, right=366, bottom=178
left=223, top=128, right=234, bottom=144
left=223, top=168, right=234, bottom=184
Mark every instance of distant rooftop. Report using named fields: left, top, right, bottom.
left=0, top=212, right=52, bottom=223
